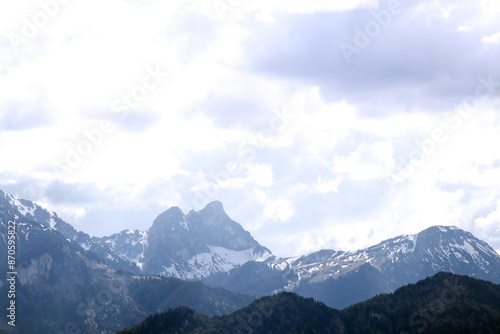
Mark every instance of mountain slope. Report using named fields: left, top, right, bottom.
left=92, top=201, right=272, bottom=280
left=116, top=292, right=347, bottom=334
left=3, top=188, right=500, bottom=327
left=0, top=190, right=255, bottom=333
left=0, top=188, right=140, bottom=274
left=128, top=276, right=253, bottom=317
left=0, top=189, right=91, bottom=248
left=341, top=272, right=500, bottom=333
left=205, top=225, right=500, bottom=309
left=115, top=272, right=500, bottom=334
left=0, top=191, right=145, bottom=333
left=0, top=189, right=272, bottom=280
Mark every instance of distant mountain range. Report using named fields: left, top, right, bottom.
left=1, top=188, right=500, bottom=332
left=115, top=272, right=500, bottom=334
left=0, top=190, right=271, bottom=279
left=0, top=190, right=254, bottom=333
left=206, top=224, right=500, bottom=308
left=92, top=201, right=272, bottom=279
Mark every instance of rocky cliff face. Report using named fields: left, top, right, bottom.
left=93, top=201, right=272, bottom=279
left=0, top=190, right=256, bottom=333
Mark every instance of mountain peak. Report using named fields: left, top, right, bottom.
left=207, top=200, right=223, bottom=209
left=420, top=225, right=460, bottom=234
left=200, top=200, right=225, bottom=214
left=151, top=206, right=186, bottom=229
left=138, top=201, right=271, bottom=279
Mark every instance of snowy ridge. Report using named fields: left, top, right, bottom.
left=0, top=189, right=93, bottom=251
left=10, top=197, right=37, bottom=217
left=161, top=246, right=272, bottom=279
left=85, top=201, right=274, bottom=279
left=3, top=189, right=499, bottom=290
left=254, top=225, right=500, bottom=291
left=3, top=190, right=40, bottom=220
left=95, top=229, right=149, bottom=270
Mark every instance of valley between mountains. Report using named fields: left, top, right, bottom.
left=1, top=188, right=500, bottom=333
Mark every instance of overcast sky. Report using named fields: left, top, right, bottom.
left=1, top=0, right=499, bottom=257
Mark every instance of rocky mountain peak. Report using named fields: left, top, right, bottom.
left=186, top=201, right=228, bottom=226
left=150, top=206, right=187, bottom=231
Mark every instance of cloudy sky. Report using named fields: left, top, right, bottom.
left=1, top=0, right=500, bottom=257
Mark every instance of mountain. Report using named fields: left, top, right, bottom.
left=95, top=199, right=500, bottom=307
left=115, top=272, right=500, bottom=334
left=91, top=201, right=272, bottom=279
left=115, top=291, right=346, bottom=334
left=0, top=189, right=140, bottom=274
left=0, top=188, right=92, bottom=248
left=204, top=225, right=500, bottom=308
left=0, top=189, right=144, bottom=333
left=7, top=187, right=499, bottom=310
left=0, top=190, right=254, bottom=333
left=341, top=271, right=500, bottom=333
left=0, top=189, right=271, bottom=280
left=127, top=276, right=253, bottom=317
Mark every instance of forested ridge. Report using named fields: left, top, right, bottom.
left=116, top=272, right=500, bottom=333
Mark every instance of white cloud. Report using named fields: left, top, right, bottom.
left=333, top=140, right=394, bottom=181
left=311, top=175, right=343, bottom=194
left=1, top=0, right=500, bottom=258
left=263, top=199, right=294, bottom=223
left=482, top=32, right=500, bottom=44
left=246, top=163, right=274, bottom=187
left=198, top=0, right=377, bottom=22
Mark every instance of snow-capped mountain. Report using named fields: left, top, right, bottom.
left=3, top=188, right=500, bottom=309
left=92, top=229, right=148, bottom=270
left=0, top=189, right=92, bottom=248
left=205, top=225, right=500, bottom=308
left=0, top=188, right=139, bottom=273
left=93, top=201, right=272, bottom=279
left=0, top=190, right=271, bottom=280
left=0, top=189, right=256, bottom=333
left=282, top=225, right=500, bottom=288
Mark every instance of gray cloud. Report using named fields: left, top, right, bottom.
left=0, top=172, right=47, bottom=201
left=240, top=1, right=500, bottom=114
left=190, top=93, right=271, bottom=130
left=45, top=180, right=107, bottom=204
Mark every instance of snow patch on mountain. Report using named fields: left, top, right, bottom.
left=9, top=197, right=36, bottom=217
left=161, top=246, right=271, bottom=279
left=250, top=225, right=500, bottom=293
left=129, top=231, right=148, bottom=270
left=48, top=216, right=57, bottom=229
left=105, top=238, right=117, bottom=251
left=179, top=217, right=190, bottom=231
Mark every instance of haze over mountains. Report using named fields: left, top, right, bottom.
left=116, top=272, right=500, bottom=334
left=1, top=188, right=500, bottom=332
